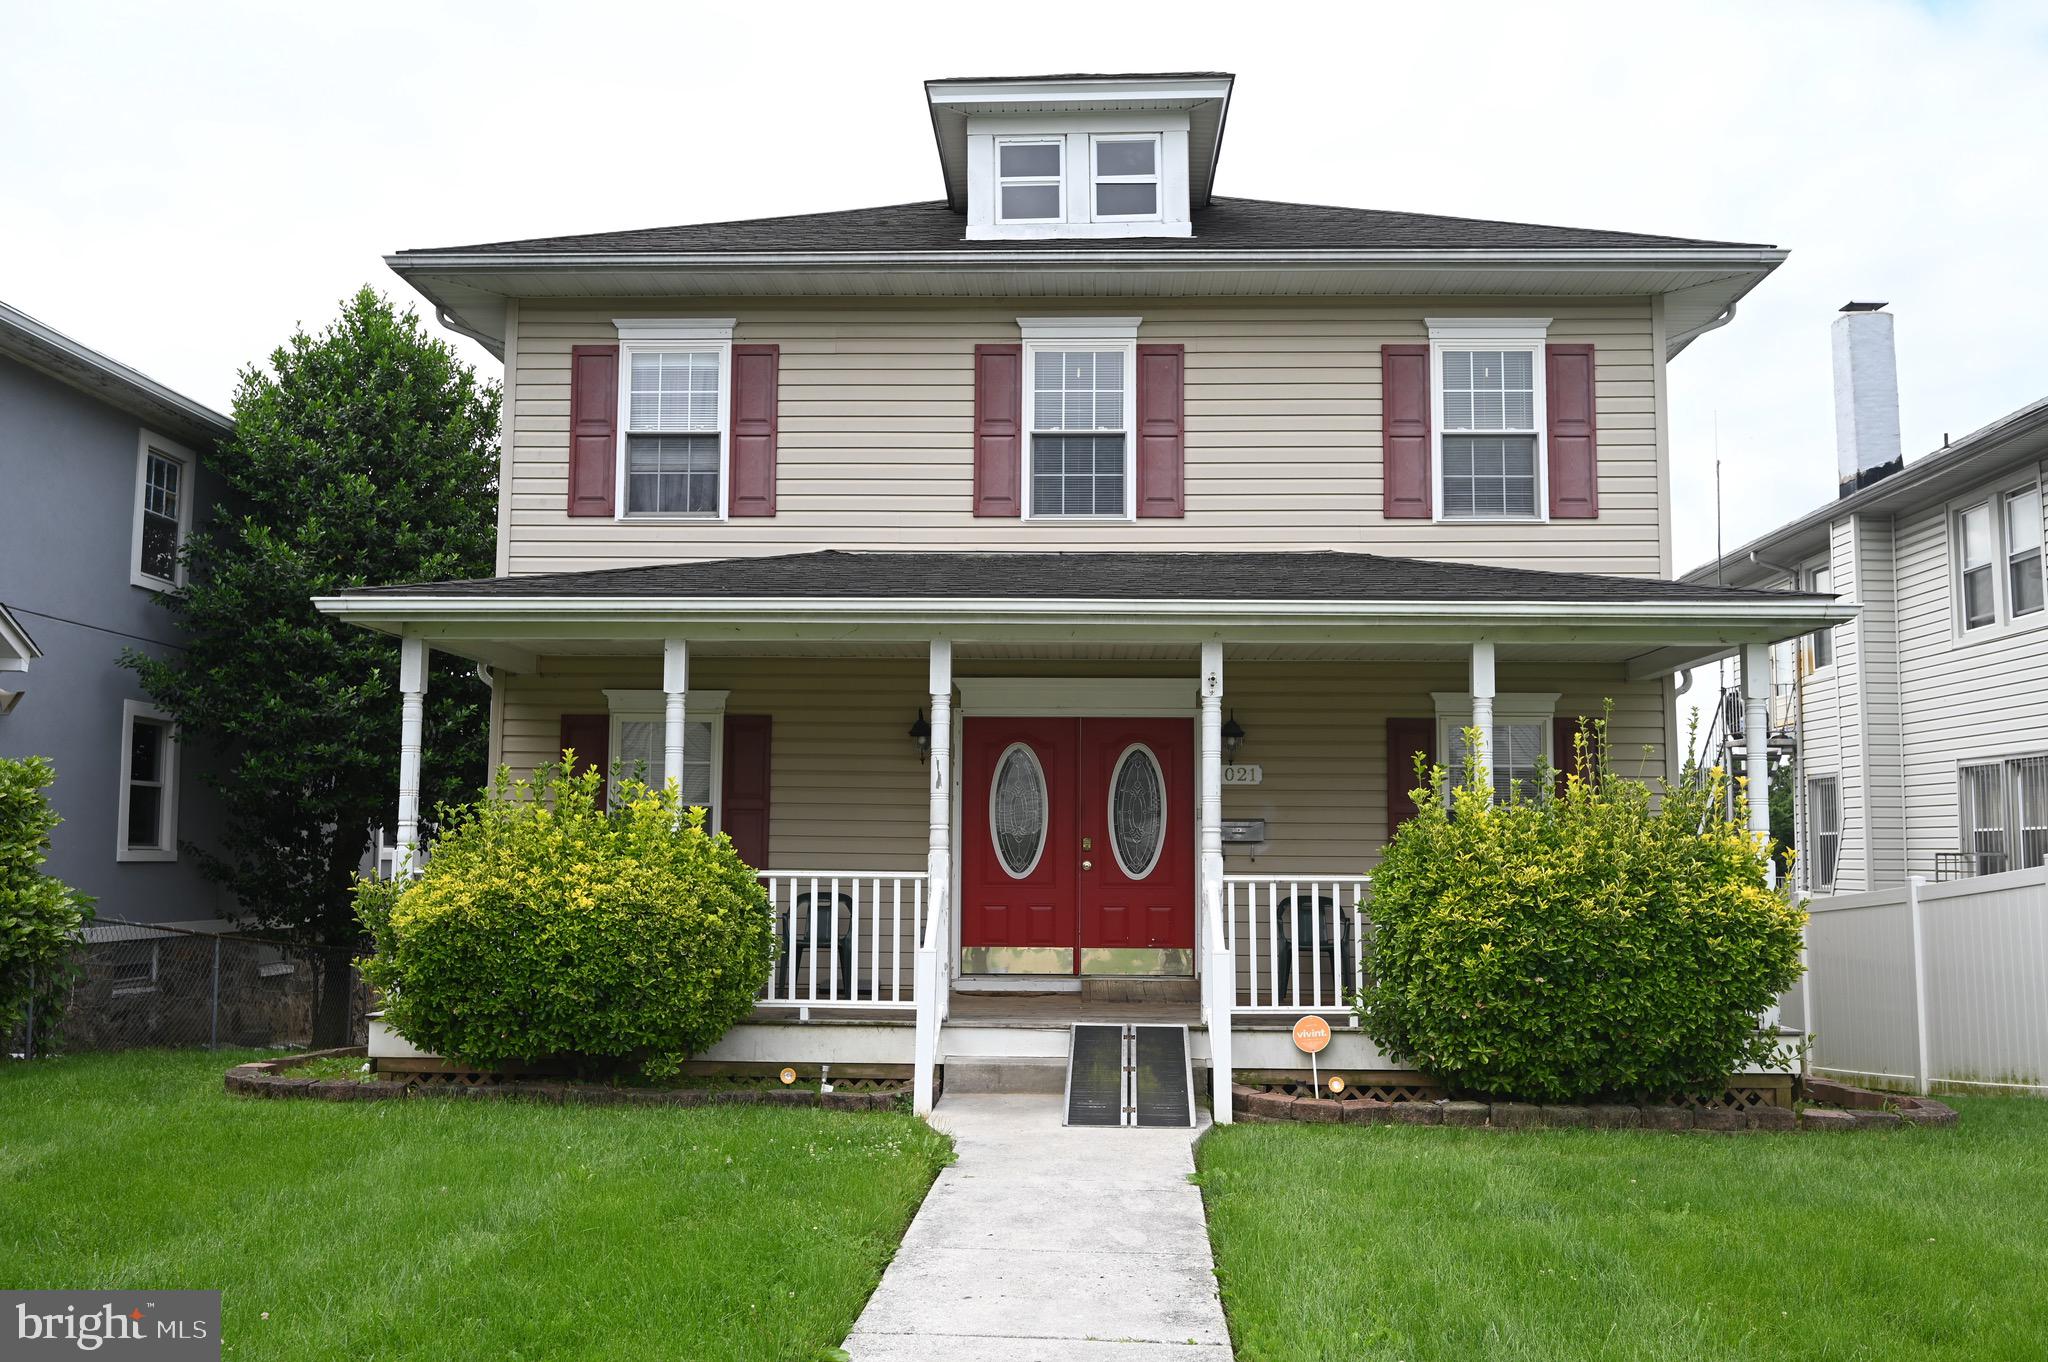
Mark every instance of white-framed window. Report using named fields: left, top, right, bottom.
left=1427, top=319, right=1551, bottom=523
left=1954, top=477, right=2046, bottom=634
left=1958, top=754, right=2048, bottom=876
left=613, top=319, right=734, bottom=521
left=1806, top=775, right=1841, bottom=890
left=1805, top=561, right=1835, bottom=669
left=117, top=699, right=178, bottom=862
left=2005, top=485, right=2044, bottom=618
left=1090, top=134, right=1161, bottom=222
left=1019, top=318, right=1140, bottom=520
left=996, top=138, right=1064, bottom=223
left=130, top=430, right=194, bottom=590
left=1432, top=692, right=1558, bottom=803
left=110, top=941, right=160, bottom=997
left=602, top=689, right=730, bottom=827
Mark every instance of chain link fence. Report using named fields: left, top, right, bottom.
left=8, top=919, right=371, bottom=1058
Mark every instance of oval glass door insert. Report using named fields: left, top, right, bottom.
left=1109, top=744, right=1166, bottom=879
left=990, top=743, right=1049, bottom=878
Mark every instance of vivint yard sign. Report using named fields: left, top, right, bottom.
left=9, top=1291, right=219, bottom=1359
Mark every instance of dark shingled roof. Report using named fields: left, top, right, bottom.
left=399, top=197, right=1771, bottom=258
left=348, top=551, right=1823, bottom=606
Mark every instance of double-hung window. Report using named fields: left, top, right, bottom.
left=1806, top=776, right=1841, bottom=890
left=1805, top=562, right=1835, bottom=668
left=616, top=320, right=733, bottom=520
left=1091, top=135, right=1160, bottom=220
left=1958, top=755, right=2048, bottom=876
left=1955, top=480, right=2046, bottom=632
left=131, top=431, right=194, bottom=590
left=1433, top=692, right=1557, bottom=804
left=1022, top=323, right=1137, bottom=519
left=2005, top=486, right=2044, bottom=617
left=603, top=689, right=728, bottom=826
left=1429, top=320, right=1549, bottom=521
left=996, top=140, right=1063, bottom=223
left=117, top=700, right=178, bottom=862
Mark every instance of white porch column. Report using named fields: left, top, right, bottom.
left=394, top=635, right=429, bottom=876
left=1741, top=642, right=1777, bottom=888
left=1199, top=641, right=1233, bottom=1121
left=1469, top=641, right=1496, bottom=799
left=662, top=638, right=689, bottom=800
left=914, top=639, right=954, bottom=1117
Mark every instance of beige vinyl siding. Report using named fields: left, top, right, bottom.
left=494, top=655, right=1669, bottom=875
left=505, top=298, right=1661, bottom=577
left=1892, top=466, right=2048, bottom=875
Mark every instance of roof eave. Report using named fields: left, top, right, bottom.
left=0, top=301, right=233, bottom=445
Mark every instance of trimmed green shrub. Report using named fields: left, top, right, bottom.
left=357, top=760, right=776, bottom=1080
left=0, top=756, right=93, bottom=1036
left=1356, top=720, right=1804, bottom=1103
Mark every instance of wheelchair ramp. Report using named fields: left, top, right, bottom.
left=1063, top=1023, right=1195, bottom=1128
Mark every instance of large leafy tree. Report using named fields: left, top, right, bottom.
left=127, top=288, right=498, bottom=1043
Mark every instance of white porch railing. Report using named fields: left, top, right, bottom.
left=757, top=871, right=926, bottom=1016
left=1223, top=874, right=1372, bottom=1021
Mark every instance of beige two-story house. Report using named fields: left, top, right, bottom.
left=321, top=72, right=1841, bottom=1118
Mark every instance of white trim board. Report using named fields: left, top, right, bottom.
left=954, top=678, right=1197, bottom=717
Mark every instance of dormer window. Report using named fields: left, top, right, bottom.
left=1092, top=136, right=1160, bottom=220
left=997, top=140, right=1064, bottom=223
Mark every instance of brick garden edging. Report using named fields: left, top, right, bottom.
left=225, top=1048, right=910, bottom=1112
left=1229, top=1081, right=1958, bottom=1132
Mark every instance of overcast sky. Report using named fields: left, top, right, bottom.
left=5, top=0, right=2045, bottom=573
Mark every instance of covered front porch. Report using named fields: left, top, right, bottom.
left=318, top=551, right=1848, bottom=1119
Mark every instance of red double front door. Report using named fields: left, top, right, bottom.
left=960, top=716, right=1195, bottom=976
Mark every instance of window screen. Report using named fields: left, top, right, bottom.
left=613, top=718, right=717, bottom=816
left=1441, top=349, right=1538, bottom=519
left=1030, top=349, right=1127, bottom=516
left=139, top=451, right=182, bottom=581
left=1447, top=722, right=1545, bottom=803
left=1959, top=503, right=1996, bottom=628
left=2006, top=487, right=2044, bottom=617
left=626, top=350, right=721, bottom=515
left=998, top=141, right=1062, bottom=221
left=125, top=717, right=169, bottom=851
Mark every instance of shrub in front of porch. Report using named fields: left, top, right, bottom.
left=356, top=759, right=776, bottom=1080
left=1356, top=725, right=1804, bottom=1103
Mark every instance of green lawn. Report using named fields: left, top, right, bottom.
left=0, top=1050, right=951, bottom=1361
left=1197, top=1098, right=2048, bottom=1362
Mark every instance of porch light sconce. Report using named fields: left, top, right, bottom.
left=1222, top=711, right=1246, bottom=759
left=909, top=708, right=931, bottom=763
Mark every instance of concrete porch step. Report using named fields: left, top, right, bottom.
left=942, top=1057, right=1067, bottom=1094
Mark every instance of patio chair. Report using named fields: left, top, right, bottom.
left=1274, top=893, right=1357, bottom=1006
left=781, top=890, right=857, bottom=1000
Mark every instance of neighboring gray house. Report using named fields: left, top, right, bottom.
left=0, top=300, right=235, bottom=927
left=1687, top=303, right=2048, bottom=895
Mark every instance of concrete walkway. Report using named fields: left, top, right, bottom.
left=842, top=1093, right=1234, bottom=1361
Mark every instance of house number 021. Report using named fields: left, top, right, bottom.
left=1222, top=764, right=1262, bottom=786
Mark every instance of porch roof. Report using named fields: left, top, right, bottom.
left=314, top=551, right=1849, bottom=681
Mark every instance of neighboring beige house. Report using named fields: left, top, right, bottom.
left=1689, top=303, right=2048, bottom=897
left=321, top=71, right=1840, bottom=1118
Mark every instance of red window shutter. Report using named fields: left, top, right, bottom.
left=973, top=344, right=1023, bottom=517
left=1381, top=344, right=1432, bottom=519
left=1546, top=343, right=1598, bottom=518
left=567, top=345, right=619, bottom=517
left=721, top=715, right=772, bottom=870
left=559, top=713, right=611, bottom=809
left=1135, top=344, right=1186, bottom=517
left=1385, top=717, right=1439, bottom=843
left=729, top=344, right=779, bottom=517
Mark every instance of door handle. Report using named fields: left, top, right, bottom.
left=1081, top=859, right=1094, bottom=870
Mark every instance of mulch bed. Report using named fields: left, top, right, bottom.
left=1229, top=1076, right=1957, bottom=1132
left=226, top=1048, right=910, bottom=1112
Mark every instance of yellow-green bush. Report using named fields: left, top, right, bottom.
left=357, top=760, right=775, bottom=1080
left=1357, top=721, right=1804, bottom=1102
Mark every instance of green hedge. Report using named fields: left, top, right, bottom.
left=0, top=756, right=93, bottom=1036
left=358, top=760, right=776, bottom=1080
left=1356, top=720, right=1804, bottom=1102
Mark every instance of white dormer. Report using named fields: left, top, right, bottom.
left=924, top=73, right=1234, bottom=241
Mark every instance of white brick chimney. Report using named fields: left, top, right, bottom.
left=1833, top=301, right=1903, bottom=497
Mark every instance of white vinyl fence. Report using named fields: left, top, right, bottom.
left=1784, top=865, right=2048, bottom=1096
